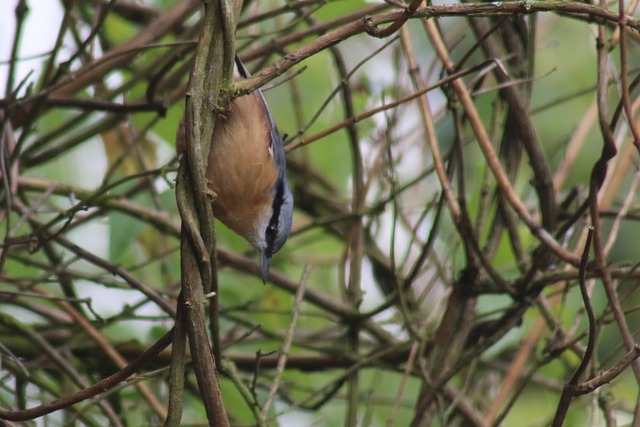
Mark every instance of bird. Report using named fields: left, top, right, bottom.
left=177, top=57, right=293, bottom=283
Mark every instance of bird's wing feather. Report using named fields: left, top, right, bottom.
left=234, top=57, right=284, bottom=166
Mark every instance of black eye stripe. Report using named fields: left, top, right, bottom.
left=265, top=174, right=284, bottom=254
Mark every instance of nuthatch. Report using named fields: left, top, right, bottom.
left=179, top=58, right=293, bottom=283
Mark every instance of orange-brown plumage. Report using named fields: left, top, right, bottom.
left=177, top=58, right=293, bottom=283
left=206, top=93, right=279, bottom=244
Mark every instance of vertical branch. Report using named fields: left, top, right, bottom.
left=595, top=0, right=640, bottom=369
left=591, top=9, right=640, bottom=424
left=178, top=225, right=228, bottom=425
left=407, top=19, right=481, bottom=425
left=295, top=7, right=366, bottom=423
left=0, top=0, right=28, bottom=273
left=618, top=0, right=640, bottom=150
left=465, top=11, right=555, bottom=234
left=4, top=0, right=29, bottom=99
left=208, top=0, right=236, bottom=367
left=551, top=227, right=595, bottom=426
left=39, top=2, right=72, bottom=88
left=164, top=299, right=187, bottom=427
left=420, top=12, right=578, bottom=268
left=335, top=47, right=365, bottom=427
left=172, top=0, right=241, bottom=425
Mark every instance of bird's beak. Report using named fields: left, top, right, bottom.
left=261, top=252, right=271, bottom=284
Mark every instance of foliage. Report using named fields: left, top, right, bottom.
left=1, top=0, right=640, bottom=426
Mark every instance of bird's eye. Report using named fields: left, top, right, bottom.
left=267, top=224, right=277, bottom=237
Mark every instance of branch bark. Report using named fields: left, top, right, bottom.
left=170, top=0, right=242, bottom=425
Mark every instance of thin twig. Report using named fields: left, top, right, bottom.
left=0, top=328, right=174, bottom=422
left=286, top=59, right=505, bottom=152
left=260, top=266, right=311, bottom=422
left=424, top=10, right=578, bottom=267
left=551, top=227, right=595, bottom=426
left=573, top=344, right=640, bottom=395
left=220, top=359, right=266, bottom=427
left=365, top=0, right=422, bottom=38
left=4, top=0, right=28, bottom=99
